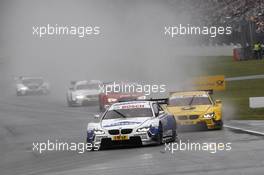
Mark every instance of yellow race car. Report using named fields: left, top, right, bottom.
left=165, top=90, right=223, bottom=130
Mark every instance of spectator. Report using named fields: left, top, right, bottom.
left=253, top=41, right=262, bottom=59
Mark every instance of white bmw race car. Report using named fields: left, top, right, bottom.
left=16, top=76, right=50, bottom=96
left=66, top=80, right=101, bottom=106
left=87, top=100, right=177, bottom=150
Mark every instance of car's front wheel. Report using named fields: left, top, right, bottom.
left=67, top=100, right=74, bottom=107
left=99, top=105, right=105, bottom=112
left=171, top=128, right=178, bottom=142
left=16, top=91, right=26, bottom=96
left=157, top=124, right=163, bottom=145
left=215, top=120, right=223, bottom=130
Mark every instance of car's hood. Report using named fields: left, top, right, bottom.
left=73, top=89, right=100, bottom=96
left=167, top=105, right=212, bottom=115
left=101, top=117, right=150, bottom=129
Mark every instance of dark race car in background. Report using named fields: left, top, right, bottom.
left=98, top=82, right=146, bottom=112
left=15, top=76, right=50, bottom=96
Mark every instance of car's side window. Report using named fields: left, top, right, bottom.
left=157, top=104, right=164, bottom=111
left=152, top=103, right=159, bottom=116
left=208, top=95, right=214, bottom=105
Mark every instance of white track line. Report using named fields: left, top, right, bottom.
left=224, top=124, right=264, bottom=136
left=226, top=74, right=264, bottom=81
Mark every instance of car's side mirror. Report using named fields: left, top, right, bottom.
left=69, top=87, right=74, bottom=90
left=215, top=100, right=221, bottom=104
left=155, top=110, right=164, bottom=116
left=159, top=110, right=165, bottom=115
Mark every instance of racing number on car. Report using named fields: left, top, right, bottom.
left=112, top=135, right=129, bottom=141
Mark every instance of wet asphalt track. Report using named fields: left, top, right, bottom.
left=1, top=93, right=264, bottom=175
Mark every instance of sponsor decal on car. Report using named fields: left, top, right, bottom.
left=110, top=102, right=151, bottom=110
left=103, top=121, right=142, bottom=127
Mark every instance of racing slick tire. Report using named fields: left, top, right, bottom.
left=170, top=118, right=178, bottom=142
left=157, top=123, right=164, bottom=145
left=16, top=91, right=25, bottom=96
left=171, top=127, right=178, bottom=143
left=214, top=120, right=223, bottom=130
left=99, top=105, right=105, bottom=112
left=67, top=100, right=74, bottom=107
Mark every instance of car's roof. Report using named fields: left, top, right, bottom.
left=170, top=91, right=209, bottom=97
left=75, top=80, right=101, bottom=85
left=75, top=80, right=89, bottom=85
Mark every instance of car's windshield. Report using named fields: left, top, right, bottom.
left=76, top=84, right=98, bottom=90
left=169, top=95, right=211, bottom=106
left=22, top=78, right=43, bottom=85
left=103, top=108, right=153, bottom=119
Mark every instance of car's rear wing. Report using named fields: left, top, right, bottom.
left=169, top=89, right=214, bottom=95
left=148, top=98, right=169, bottom=104
left=118, top=98, right=169, bottom=104
left=117, top=97, right=139, bottom=103
left=204, top=89, right=213, bottom=95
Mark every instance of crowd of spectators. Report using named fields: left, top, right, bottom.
left=186, top=0, right=263, bottom=33
left=167, top=0, right=264, bottom=45
left=251, top=15, right=264, bottom=33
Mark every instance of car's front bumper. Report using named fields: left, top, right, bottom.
left=70, top=97, right=99, bottom=106
left=87, top=130, right=159, bottom=148
left=17, top=88, right=47, bottom=95
left=176, top=117, right=221, bottom=129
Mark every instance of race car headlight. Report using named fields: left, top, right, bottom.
left=136, top=126, right=150, bottom=132
left=107, top=98, right=117, bottom=103
left=94, top=129, right=105, bottom=135
left=203, top=112, right=215, bottom=119
left=19, top=86, right=28, bottom=91
left=76, top=95, right=85, bottom=99
left=137, top=95, right=146, bottom=100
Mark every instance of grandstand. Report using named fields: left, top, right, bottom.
left=168, top=0, right=264, bottom=46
